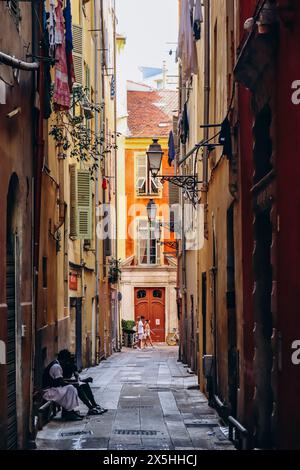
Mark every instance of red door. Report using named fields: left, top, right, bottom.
left=135, top=288, right=165, bottom=342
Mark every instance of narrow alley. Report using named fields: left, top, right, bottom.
left=36, top=347, right=234, bottom=451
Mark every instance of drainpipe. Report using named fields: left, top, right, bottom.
left=94, top=0, right=100, bottom=364
left=202, top=0, right=210, bottom=239
left=0, top=51, right=39, bottom=70
left=30, top=0, right=44, bottom=446
left=112, top=0, right=121, bottom=352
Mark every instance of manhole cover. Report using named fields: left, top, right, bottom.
left=114, top=429, right=158, bottom=436
left=61, top=430, right=93, bottom=437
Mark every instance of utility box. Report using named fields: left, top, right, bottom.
left=203, top=355, right=214, bottom=378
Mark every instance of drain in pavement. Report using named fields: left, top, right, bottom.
left=61, top=430, right=93, bottom=437
left=119, top=405, right=154, bottom=409
left=114, top=429, right=158, bottom=436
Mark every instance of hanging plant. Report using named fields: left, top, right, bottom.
left=49, top=85, right=120, bottom=176
left=108, top=258, right=121, bottom=284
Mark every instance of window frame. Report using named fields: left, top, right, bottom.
left=135, top=152, right=162, bottom=197
left=136, top=218, right=160, bottom=266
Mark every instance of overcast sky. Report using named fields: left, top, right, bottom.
left=115, top=0, right=179, bottom=84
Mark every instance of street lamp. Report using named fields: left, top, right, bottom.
left=147, top=199, right=157, bottom=224
left=146, top=136, right=201, bottom=207
left=146, top=138, right=164, bottom=178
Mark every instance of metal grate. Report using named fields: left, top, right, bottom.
left=61, top=430, right=93, bottom=437
left=114, top=429, right=158, bottom=436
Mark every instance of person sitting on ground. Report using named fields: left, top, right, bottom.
left=42, top=354, right=83, bottom=422
left=58, top=349, right=108, bottom=416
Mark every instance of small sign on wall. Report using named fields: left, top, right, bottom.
left=156, top=319, right=160, bottom=326
left=69, top=272, right=78, bottom=291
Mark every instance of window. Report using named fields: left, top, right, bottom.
left=69, top=165, right=92, bottom=240
left=153, top=290, right=162, bottom=299
left=72, top=25, right=83, bottom=85
left=137, top=290, right=146, bottom=299
left=137, top=220, right=160, bottom=265
left=135, top=154, right=162, bottom=196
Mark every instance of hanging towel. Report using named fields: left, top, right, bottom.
left=64, top=0, right=75, bottom=93
left=49, top=0, right=56, bottom=57
left=168, top=131, right=176, bottom=166
left=177, top=0, right=198, bottom=81
left=219, top=117, right=232, bottom=159
left=193, top=0, right=203, bottom=41
left=53, top=0, right=71, bottom=110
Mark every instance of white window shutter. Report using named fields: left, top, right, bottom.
left=77, top=169, right=92, bottom=240
left=72, top=25, right=83, bottom=85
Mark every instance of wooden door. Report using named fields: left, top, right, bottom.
left=135, top=288, right=165, bottom=342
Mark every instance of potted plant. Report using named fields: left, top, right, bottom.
left=121, top=319, right=136, bottom=348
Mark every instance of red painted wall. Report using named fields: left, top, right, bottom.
left=276, top=1, right=300, bottom=449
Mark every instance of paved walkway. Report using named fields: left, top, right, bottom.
left=36, top=346, right=235, bottom=450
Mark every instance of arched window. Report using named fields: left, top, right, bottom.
left=137, top=290, right=146, bottom=299
left=153, top=290, right=162, bottom=298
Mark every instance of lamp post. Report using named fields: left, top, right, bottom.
left=146, top=138, right=201, bottom=207
left=146, top=138, right=164, bottom=178
left=147, top=199, right=179, bottom=257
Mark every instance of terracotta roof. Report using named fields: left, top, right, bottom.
left=127, top=89, right=178, bottom=138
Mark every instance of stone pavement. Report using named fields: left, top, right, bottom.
left=36, top=345, right=235, bottom=451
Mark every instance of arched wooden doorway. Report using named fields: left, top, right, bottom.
left=134, top=288, right=165, bottom=342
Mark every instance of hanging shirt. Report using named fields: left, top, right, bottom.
left=193, top=0, right=203, bottom=41
left=177, top=0, right=198, bottom=81
left=64, top=0, right=75, bottom=93
left=53, top=0, right=71, bottom=110
left=49, top=0, right=56, bottom=57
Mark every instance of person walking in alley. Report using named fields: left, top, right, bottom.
left=58, top=349, right=108, bottom=416
left=42, top=355, right=83, bottom=422
left=137, top=316, right=145, bottom=350
left=132, top=316, right=145, bottom=350
left=144, top=320, right=155, bottom=349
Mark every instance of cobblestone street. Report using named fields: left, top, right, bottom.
left=36, top=346, right=234, bottom=451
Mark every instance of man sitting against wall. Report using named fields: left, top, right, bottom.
left=42, top=353, right=83, bottom=422
left=57, top=349, right=108, bottom=416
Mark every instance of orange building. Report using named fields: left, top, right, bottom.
left=119, top=83, right=179, bottom=342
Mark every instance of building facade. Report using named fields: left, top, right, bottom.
left=119, top=85, right=179, bottom=342
left=177, top=0, right=300, bottom=450
left=0, top=0, right=37, bottom=450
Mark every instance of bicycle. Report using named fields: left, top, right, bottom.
left=166, top=328, right=180, bottom=346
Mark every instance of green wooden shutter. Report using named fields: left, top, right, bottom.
left=70, top=165, right=78, bottom=237
left=77, top=169, right=92, bottom=240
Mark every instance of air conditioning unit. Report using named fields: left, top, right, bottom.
left=203, top=355, right=214, bottom=378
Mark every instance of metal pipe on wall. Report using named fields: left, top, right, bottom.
left=202, top=0, right=210, bottom=239
left=94, top=0, right=100, bottom=364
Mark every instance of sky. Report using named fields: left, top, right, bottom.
left=115, top=0, right=179, bottom=85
